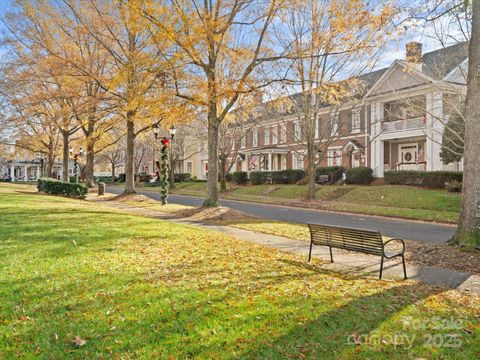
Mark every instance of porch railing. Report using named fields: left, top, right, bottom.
left=382, top=116, right=426, bottom=133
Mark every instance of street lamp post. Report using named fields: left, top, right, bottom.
left=152, top=124, right=160, bottom=181
left=36, top=153, right=45, bottom=178
left=157, top=126, right=177, bottom=205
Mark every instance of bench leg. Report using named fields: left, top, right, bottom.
left=402, top=254, right=407, bottom=280
left=329, top=246, right=334, bottom=263
left=379, top=255, right=384, bottom=280
left=308, top=240, right=313, bottom=262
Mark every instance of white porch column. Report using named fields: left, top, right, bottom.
left=10, top=165, right=15, bottom=182
left=36, top=166, right=40, bottom=180
left=371, top=102, right=385, bottom=177
left=268, top=152, right=272, bottom=171
left=425, top=91, right=444, bottom=171
left=24, top=165, right=28, bottom=181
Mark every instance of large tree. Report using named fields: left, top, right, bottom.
left=145, top=0, right=287, bottom=206
left=275, top=0, right=394, bottom=200
left=454, top=0, right=480, bottom=248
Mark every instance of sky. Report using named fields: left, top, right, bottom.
left=0, top=0, right=469, bottom=72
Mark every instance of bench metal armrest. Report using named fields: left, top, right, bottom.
left=383, top=237, right=405, bottom=255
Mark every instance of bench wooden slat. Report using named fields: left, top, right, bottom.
left=307, top=222, right=407, bottom=279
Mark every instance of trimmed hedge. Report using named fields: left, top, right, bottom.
left=316, top=166, right=344, bottom=184
left=37, top=178, right=88, bottom=199
left=248, top=170, right=306, bottom=185
left=346, top=167, right=374, bottom=185
left=232, top=171, right=248, bottom=185
left=249, top=171, right=270, bottom=185
left=118, top=173, right=126, bottom=182
left=174, top=173, right=191, bottom=182
left=283, top=169, right=306, bottom=184
left=384, top=170, right=463, bottom=188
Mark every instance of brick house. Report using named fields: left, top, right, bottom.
left=232, top=42, right=468, bottom=177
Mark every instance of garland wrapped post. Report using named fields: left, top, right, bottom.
left=73, top=154, right=79, bottom=183
left=39, top=158, right=44, bottom=178
left=160, top=137, right=170, bottom=205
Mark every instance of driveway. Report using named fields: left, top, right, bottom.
left=107, top=186, right=456, bottom=245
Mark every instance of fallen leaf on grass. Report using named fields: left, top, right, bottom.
left=72, top=336, right=87, bottom=347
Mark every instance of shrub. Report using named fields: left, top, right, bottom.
left=118, top=173, right=126, bottom=182
left=232, top=171, right=248, bottom=185
left=282, top=169, right=306, bottom=184
left=384, top=170, right=463, bottom=188
left=446, top=180, right=462, bottom=193
left=316, top=166, right=344, bottom=184
left=37, top=178, right=88, bottom=199
left=145, top=181, right=161, bottom=187
left=249, top=171, right=270, bottom=185
left=174, top=173, right=191, bottom=182
left=225, top=173, right=233, bottom=182
left=345, top=167, right=373, bottom=185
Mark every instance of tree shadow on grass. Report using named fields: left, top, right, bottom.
left=241, top=282, right=457, bottom=359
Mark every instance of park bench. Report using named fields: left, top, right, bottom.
left=307, top=223, right=407, bottom=279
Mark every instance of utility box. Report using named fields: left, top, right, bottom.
left=98, top=182, right=105, bottom=196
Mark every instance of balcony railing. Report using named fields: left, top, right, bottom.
left=382, top=116, right=426, bottom=133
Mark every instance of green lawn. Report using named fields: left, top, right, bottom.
left=3, top=184, right=477, bottom=358
left=138, top=182, right=461, bottom=223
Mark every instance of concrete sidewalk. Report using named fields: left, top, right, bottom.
left=105, top=201, right=480, bottom=294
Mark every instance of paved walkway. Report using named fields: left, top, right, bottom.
left=106, top=186, right=455, bottom=244
left=102, top=200, right=480, bottom=294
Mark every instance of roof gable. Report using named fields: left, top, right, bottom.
left=365, top=61, right=432, bottom=97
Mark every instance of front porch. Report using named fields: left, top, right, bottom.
left=5, top=161, right=63, bottom=182
left=238, top=147, right=290, bottom=172
left=382, top=137, right=427, bottom=172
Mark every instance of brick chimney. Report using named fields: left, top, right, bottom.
left=405, top=42, right=423, bottom=64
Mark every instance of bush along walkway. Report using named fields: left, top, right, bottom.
left=99, top=198, right=480, bottom=294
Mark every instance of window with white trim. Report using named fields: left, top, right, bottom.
left=186, top=161, right=193, bottom=174
left=327, top=147, right=342, bottom=167
left=280, top=124, right=287, bottom=143
left=253, top=129, right=258, bottom=147
left=271, top=127, right=278, bottom=144
left=264, top=128, right=270, bottom=145
left=351, top=108, right=361, bottom=133
left=294, top=122, right=302, bottom=141
left=240, top=136, right=246, bottom=148
left=330, top=112, right=339, bottom=137
left=294, top=153, right=304, bottom=169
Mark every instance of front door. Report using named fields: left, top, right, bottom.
left=398, top=143, right=418, bottom=170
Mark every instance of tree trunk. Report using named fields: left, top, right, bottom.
left=307, top=140, right=316, bottom=200
left=111, top=162, right=116, bottom=183
left=453, top=1, right=480, bottom=249
left=85, top=140, right=95, bottom=188
left=47, top=152, right=55, bottom=178
left=219, top=156, right=227, bottom=192
left=203, top=108, right=219, bottom=207
left=61, top=130, right=70, bottom=182
left=123, top=117, right=136, bottom=194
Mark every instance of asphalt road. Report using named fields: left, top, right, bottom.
left=107, top=187, right=456, bottom=245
